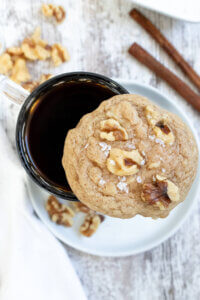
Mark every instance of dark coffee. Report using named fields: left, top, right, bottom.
left=25, top=80, right=117, bottom=191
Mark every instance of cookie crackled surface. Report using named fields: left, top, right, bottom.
left=62, top=94, right=198, bottom=219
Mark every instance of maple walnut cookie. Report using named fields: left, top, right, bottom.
left=62, top=94, right=198, bottom=219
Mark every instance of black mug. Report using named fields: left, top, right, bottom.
left=2, top=72, right=128, bottom=200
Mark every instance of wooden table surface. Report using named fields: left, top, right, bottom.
left=1, top=0, right=200, bottom=299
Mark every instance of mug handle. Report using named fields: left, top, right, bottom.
left=0, top=74, right=30, bottom=106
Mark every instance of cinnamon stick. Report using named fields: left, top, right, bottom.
left=130, top=9, right=200, bottom=91
left=129, top=43, right=200, bottom=112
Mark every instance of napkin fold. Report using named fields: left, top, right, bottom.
left=0, top=125, right=87, bottom=300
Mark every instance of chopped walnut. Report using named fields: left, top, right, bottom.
left=100, top=118, right=128, bottom=141
left=80, top=214, right=105, bottom=237
left=46, top=196, right=105, bottom=237
left=0, top=53, right=13, bottom=75
left=42, top=4, right=66, bottom=23
left=10, top=58, right=30, bottom=84
left=107, top=148, right=143, bottom=176
left=51, top=43, right=70, bottom=66
left=0, top=27, right=69, bottom=86
left=46, top=195, right=74, bottom=227
left=141, top=175, right=179, bottom=210
left=72, top=202, right=92, bottom=214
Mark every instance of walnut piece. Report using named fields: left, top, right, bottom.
left=145, top=105, right=175, bottom=145
left=42, top=4, right=66, bottom=23
left=153, top=121, right=175, bottom=145
left=21, top=27, right=51, bottom=61
left=46, top=195, right=74, bottom=227
left=10, top=58, right=30, bottom=83
left=100, top=118, right=128, bottom=141
left=107, top=148, right=143, bottom=176
left=80, top=214, right=105, bottom=237
left=0, top=53, right=13, bottom=75
left=51, top=43, right=70, bottom=66
left=141, top=175, right=179, bottom=210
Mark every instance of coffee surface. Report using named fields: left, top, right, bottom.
left=25, top=81, right=117, bottom=190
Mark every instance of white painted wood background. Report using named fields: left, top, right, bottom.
left=1, top=0, right=200, bottom=299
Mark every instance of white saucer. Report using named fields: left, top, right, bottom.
left=28, top=80, right=200, bottom=257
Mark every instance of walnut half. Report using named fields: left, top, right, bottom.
left=42, top=4, right=66, bottom=23
left=107, top=148, right=143, bottom=176
left=51, top=43, right=70, bottom=66
left=141, top=175, right=179, bottom=210
left=80, top=214, right=105, bottom=237
left=145, top=106, right=175, bottom=145
left=46, top=195, right=74, bottom=226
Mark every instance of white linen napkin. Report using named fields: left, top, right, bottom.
left=0, top=125, right=87, bottom=300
